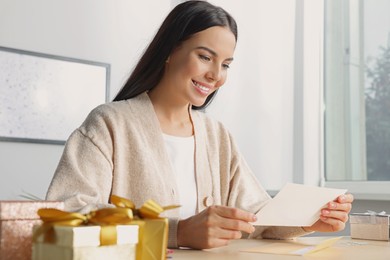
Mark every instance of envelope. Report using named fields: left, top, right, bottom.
left=253, top=183, right=347, bottom=226
left=241, top=237, right=341, bottom=256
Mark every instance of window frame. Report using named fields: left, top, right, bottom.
left=305, top=0, right=390, bottom=200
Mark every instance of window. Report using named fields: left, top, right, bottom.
left=324, top=0, right=390, bottom=195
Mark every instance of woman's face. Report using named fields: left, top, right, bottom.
left=163, top=26, right=236, bottom=107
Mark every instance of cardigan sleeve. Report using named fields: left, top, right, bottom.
left=46, top=129, right=114, bottom=213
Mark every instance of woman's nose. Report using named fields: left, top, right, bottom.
left=206, top=65, right=222, bottom=82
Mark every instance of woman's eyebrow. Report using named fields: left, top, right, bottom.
left=195, top=46, right=234, bottom=61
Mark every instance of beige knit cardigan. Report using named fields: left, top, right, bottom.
left=46, top=92, right=309, bottom=248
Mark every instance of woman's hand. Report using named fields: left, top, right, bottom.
left=303, top=194, right=354, bottom=233
left=177, top=205, right=256, bottom=249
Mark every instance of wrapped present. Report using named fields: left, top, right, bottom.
left=0, top=200, right=64, bottom=260
left=350, top=211, right=390, bottom=241
left=33, top=243, right=136, bottom=260
left=130, top=219, right=168, bottom=260
left=32, top=206, right=139, bottom=260
left=111, top=195, right=179, bottom=260
left=32, top=225, right=138, bottom=260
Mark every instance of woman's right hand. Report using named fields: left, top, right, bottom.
left=177, top=205, right=257, bottom=249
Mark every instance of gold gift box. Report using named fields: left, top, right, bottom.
left=131, top=218, right=168, bottom=260
left=0, top=200, right=64, bottom=260
left=32, top=225, right=139, bottom=260
left=350, top=212, right=390, bottom=241
left=108, top=195, right=175, bottom=260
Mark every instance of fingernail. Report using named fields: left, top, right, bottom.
left=252, top=215, right=257, bottom=222
left=322, top=210, right=330, bottom=215
left=339, top=195, right=346, bottom=202
left=330, top=202, right=336, bottom=209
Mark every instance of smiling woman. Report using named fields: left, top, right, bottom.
left=113, top=1, right=237, bottom=112
left=46, top=0, right=353, bottom=250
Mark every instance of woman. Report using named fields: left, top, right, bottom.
left=47, top=1, right=353, bottom=249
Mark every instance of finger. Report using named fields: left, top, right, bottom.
left=319, top=216, right=346, bottom=231
left=336, top=194, right=354, bottom=203
left=321, top=209, right=349, bottom=223
left=213, top=205, right=257, bottom=222
left=326, top=201, right=352, bottom=213
left=213, top=227, right=243, bottom=240
left=209, top=206, right=255, bottom=234
left=217, top=217, right=255, bottom=234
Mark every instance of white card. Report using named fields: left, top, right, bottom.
left=253, top=183, right=347, bottom=226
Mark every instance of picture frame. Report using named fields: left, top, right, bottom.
left=0, top=46, right=110, bottom=145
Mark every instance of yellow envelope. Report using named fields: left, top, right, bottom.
left=130, top=218, right=168, bottom=260
left=242, top=237, right=342, bottom=256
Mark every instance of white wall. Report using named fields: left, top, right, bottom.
left=0, top=0, right=172, bottom=199
left=209, top=0, right=298, bottom=190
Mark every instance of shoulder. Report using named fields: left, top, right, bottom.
left=89, top=100, right=129, bottom=118
left=79, top=93, right=151, bottom=137
left=84, top=93, right=151, bottom=126
left=82, top=101, right=129, bottom=128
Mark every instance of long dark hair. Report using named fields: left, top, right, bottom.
left=113, top=0, right=237, bottom=110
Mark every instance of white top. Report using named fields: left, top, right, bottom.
left=163, top=133, right=197, bottom=219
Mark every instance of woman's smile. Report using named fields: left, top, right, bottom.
left=192, top=80, right=212, bottom=96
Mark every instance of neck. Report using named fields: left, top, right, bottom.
left=147, top=88, right=194, bottom=137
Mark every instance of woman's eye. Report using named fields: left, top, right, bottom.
left=199, top=55, right=211, bottom=61
left=222, top=64, right=230, bottom=69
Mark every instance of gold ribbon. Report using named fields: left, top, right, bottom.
left=34, top=195, right=179, bottom=247
left=110, top=195, right=180, bottom=219
left=34, top=206, right=134, bottom=246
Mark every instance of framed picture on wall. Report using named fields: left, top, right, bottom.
left=0, top=46, right=110, bottom=145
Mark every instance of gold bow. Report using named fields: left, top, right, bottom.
left=110, top=195, right=180, bottom=219
left=34, top=195, right=179, bottom=246
left=34, top=206, right=134, bottom=246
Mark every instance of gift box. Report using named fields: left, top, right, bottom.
left=32, top=225, right=139, bottom=260
left=350, top=211, right=390, bottom=241
left=110, top=195, right=178, bottom=260
left=130, top=219, right=168, bottom=260
left=0, top=200, right=64, bottom=260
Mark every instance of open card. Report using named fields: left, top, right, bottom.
left=241, top=237, right=342, bottom=256
left=253, top=183, right=347, bottom=226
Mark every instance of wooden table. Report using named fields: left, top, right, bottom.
left=172, top=236, right=390, bottom=259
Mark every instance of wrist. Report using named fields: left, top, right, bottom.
left=302, top=226, right=312, bottom=232
left=177, top=219, right=187, bottom=247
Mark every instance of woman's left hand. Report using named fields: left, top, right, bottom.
left=303, top=194, right=354, bottom=233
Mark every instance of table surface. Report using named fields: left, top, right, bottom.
left=171, top=236, right=390, bottom=260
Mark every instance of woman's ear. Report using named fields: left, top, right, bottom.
left=166, top=56, right=170, bottom=63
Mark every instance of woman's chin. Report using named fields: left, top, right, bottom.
left=191, top=99, right=207, bottom=108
